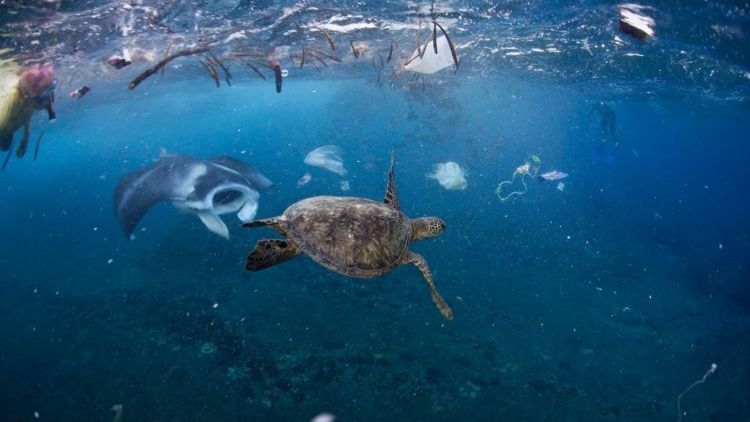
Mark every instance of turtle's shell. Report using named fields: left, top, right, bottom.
left=280, top=196, right=411, bottom=277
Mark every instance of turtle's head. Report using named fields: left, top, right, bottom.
left=411, top=217, right=446, bottom=241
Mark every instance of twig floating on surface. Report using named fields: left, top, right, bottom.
left=434, top=21, right=459, bottom=70
left=432, top=22, right=438, bottom=54
left=231, top=55, right=267, bottom=80
left=198, top=58, right=220, bottom=87
left=321, top=28, right=336, bottom=51
left=208, top=51, right=232, bottom=86
left=271, top=61, right=282, bottom=93
left=307, top=48, right=341, bottom=63
left=128, top=45, right=210, bottom=90
left=160, top=42, right=172, bottom=77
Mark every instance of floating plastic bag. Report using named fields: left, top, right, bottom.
left=427, top=161, right=468, bottom=190
left=405, top=36, right=454, bottom=75
left=304, top=145, right=347, bottom=176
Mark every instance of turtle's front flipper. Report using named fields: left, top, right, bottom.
left=246, top=239, right=300, bottom=271
left=406, top=251, right=453, bottom=320
left=242, top=217, right=285, bottom=234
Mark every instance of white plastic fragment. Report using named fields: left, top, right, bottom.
left=426, top=162, right=468, bottom=190
left=404, top=36, right=455, bottom=74
left=304, top=145, right=348, bottom=176
left=618, top=4, right=655, bottom=40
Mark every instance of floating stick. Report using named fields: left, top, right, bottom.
left=416, top=19, right=425, bottom=59
left=677, top=363, right=717, bottom=422
left=208, top=51, right=232, bottom=85
left=300, top=47, right=306, bottom=68
left=321, top=28, right=336, bottom=51
left=386, top=40, right=394, bottom=62
left=128, top=45, right=210, bottom=89
left=231, top=55, right=267, bottom=79
left=160, top=41, right=172, bottom=76
left=271, top=61, right=282, bottom=93
left=197, top=58, right=220, bottom=87
left=313, top=53, right=328, bottom=67
left=432, top=22, right=438, bottom=54
left=307, top=48, right=341, bottom=63
left=434, top=21, right=459, bottom=70
left=350, top=40, right=360, bottom=58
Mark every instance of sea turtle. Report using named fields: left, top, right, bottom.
left=243, top=155, right=453, bottom=319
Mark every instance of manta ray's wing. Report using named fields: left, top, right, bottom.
left=114, top=156, right=205, bottom=235
left=207, top=156, right=274, bottom=191
left=114, top=162, right=174, bottom=235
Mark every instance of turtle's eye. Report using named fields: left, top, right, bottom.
left=430, top=219, right=446, bottom=234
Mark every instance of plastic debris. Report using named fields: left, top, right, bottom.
left=111, top=404, right=123, bottom=422
left=297, top=172, right=312, bottom=188
left=311, top=413, right=336, bottom=422
left=539, top=170, right=568, bottom=181
left=107, top=55, right=131, bottom=69
left=304, top=145, right=347, bottom=176
left=618, top=4, right=655, bottom=41
left=496, top=157, right=541, bottom=202
left=405, top=36, right=455, bottom=74
left=427, top=161, right=468, bottom=190
left=69, top=85, right=90, bottom=99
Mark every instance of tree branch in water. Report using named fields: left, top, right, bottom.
left=128, top=46, right=210, bottom=90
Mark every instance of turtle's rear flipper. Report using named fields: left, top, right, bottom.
left=406, top=251, right=453, bottom=320
left=245, top=239, right=300, bottom=271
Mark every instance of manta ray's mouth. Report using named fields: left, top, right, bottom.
left=213, top=189, right=242, bottom=205
left=209, top=185, right=251, bottom=214
left=207, top=184, right=260, bottom=221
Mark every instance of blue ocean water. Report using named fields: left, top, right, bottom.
left=1, top=1, right=749, bottom=421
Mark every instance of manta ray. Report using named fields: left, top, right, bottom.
left=114, top=155, right=273, bottom=239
